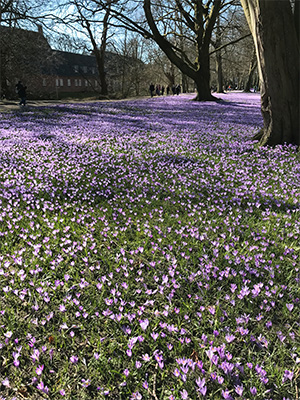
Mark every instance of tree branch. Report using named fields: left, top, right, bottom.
left=210, top=32, right=251, bottom=54
left=175, top=0, right=196, bottom=32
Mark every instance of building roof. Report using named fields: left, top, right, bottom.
left=51, top=50, right=98, bottom=77
left=0, top=25, right=51, bottom=51
left=0, top=25, right=142, bottom=82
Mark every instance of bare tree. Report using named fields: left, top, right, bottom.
left=113, top=33, right=146, bottom=97
left=0, top=0, right=31, bottom=23
left=210, top=3, right=252, bottom=92
left=240, top=0, right=299, bottom=146
left=143, top=0, right=222, bottom=101
left=47, top=0, right=114, bottom=96
left=96, top=1, right=254, bottom=101
left=93, top=0, right=222, bottom=100
left=69, top=0, right=112, bottom=96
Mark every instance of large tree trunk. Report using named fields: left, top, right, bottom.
left=194, top=48, right=215, bottom=101
left=96, top=52, right=108, bottom=97
left=240, top=0, right=299, bottom=146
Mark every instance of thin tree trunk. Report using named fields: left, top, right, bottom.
left=216, top=50, right=223, bottom=93
left=83, top=6, right=110, bottom=96
left=294, top=0, right=299, bottom=42
left=244, top=50, right=257, bottom=92
left=215, top=16, right=224, bottom=93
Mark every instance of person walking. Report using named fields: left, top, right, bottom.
left=15, top=81, right=27, bottom=106
left=149, top=83, right=155, bottom=97
left=176, top=84, right=181, bottom=95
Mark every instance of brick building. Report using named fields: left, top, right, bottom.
left=0, top=25, right=143, bottom=99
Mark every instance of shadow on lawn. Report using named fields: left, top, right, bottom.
left=3, top=95, right=295, bottom=214
left=7, top=95, right=263, bottom=138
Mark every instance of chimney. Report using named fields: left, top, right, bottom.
left=37, top=25, right=43, bottom=36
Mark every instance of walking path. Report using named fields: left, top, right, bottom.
left=0, top=95, right=151, bottom=112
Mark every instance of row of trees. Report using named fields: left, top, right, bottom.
left=0, top=0, right=299, bottom=146
left=91, top=0, right=298, bottom=146
left=50, top=1, right=254, bottom=99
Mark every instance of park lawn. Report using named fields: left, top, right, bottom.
left=0, top=92, right=299, bottom=400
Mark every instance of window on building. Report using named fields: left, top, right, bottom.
left=67, top=79, right=71, bottom=87
left=56, top=79, right=59, bottom=87
left=95, top=80, right=98, bottom=87
left=83, top=66, right=88, bottom=73
left=85, top=80, right=88, bottom=87
left=60, top=79, right=63, bottom=87
left=75, top=79, right=78, bottom=87
left=74, top=65, right=79, bottom=73
left=78, top=79, right=82, bottom=87
left=42, top=78, right=47, bottom=87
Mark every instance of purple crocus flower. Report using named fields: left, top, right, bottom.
left=37, top=381, right=49, bottom=394
left=69, top=355, right=78, bottom=364
left=139, top=319, right=149, bottom=330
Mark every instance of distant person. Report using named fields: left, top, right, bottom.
left=149, top=83, right=155, bottom=97
left=161, top=85, right=165, bottom=96
left=15, top=81, right=27, bottom=106
left=172, top=85, right=176, bottom=95
left=166, top=86, right=170, bottom=95
left=176, top=84, right=181, bottom=95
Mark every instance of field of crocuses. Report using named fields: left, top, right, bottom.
left=0, top=92, right=299, bottom=400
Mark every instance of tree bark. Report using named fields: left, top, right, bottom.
left=216, top=50, right=223, bottom=93
left=244, top=49, right=257, bottom=92
left=194, top=47, right=215, bottom=100
left=240, top=0, right=299, bottom=146
left=215, top=16, right=224, bottom=93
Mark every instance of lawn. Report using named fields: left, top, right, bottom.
left=0, top=92, right=299, bottom=400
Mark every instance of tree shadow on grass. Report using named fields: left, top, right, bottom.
left=4, top=94, right=263, bottom=139
left=1, top=95, right=296, bottom=214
